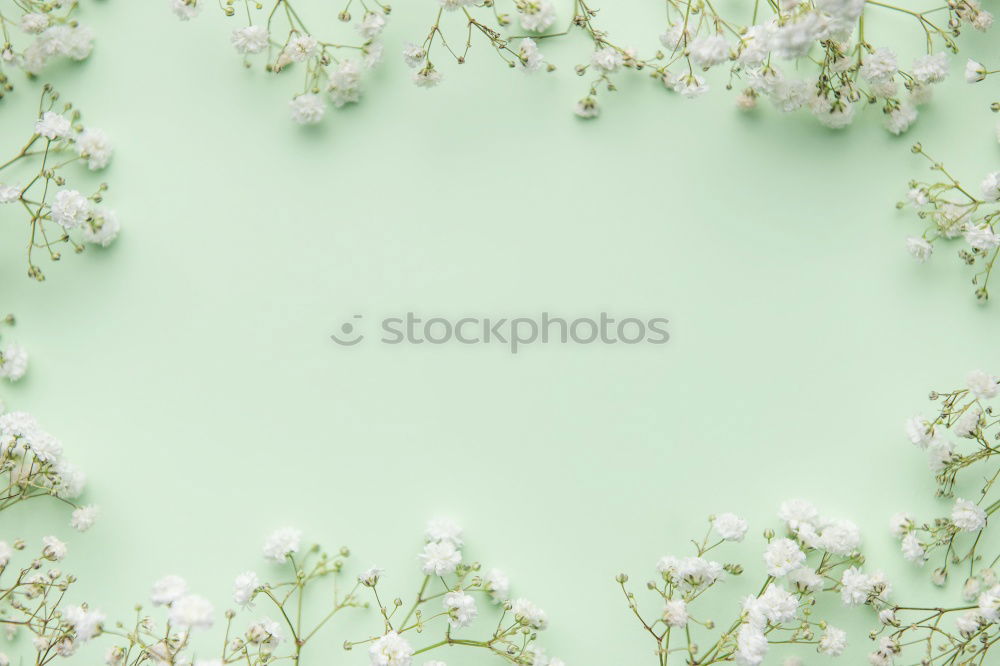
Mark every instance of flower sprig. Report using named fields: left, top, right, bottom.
left=899, top=144, right=1000, bottom=301
left=896, top=370, right=999, bottom=586
left=0, top=0, right=94, bottom=101
left=619, top=501, right=888, bottom=666
left=1, top=85, right=119, bottom=282
left=171, top=0, right=389, bottom=125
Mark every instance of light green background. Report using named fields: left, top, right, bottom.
left=2, top=1, right=1000, bottom=663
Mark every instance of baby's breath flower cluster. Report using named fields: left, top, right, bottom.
left=897, top=370, right=999, bottom=585
left=171, top=0, right=389, bottom=125
left=349, top=517, right=563, bottom=665
left=619, top=502, right=887, bottom=665
left=404, top=0, right=993, bottom=131
left=0, top=315, right=27, bottom=388
left=1, top=85, right=119, bottom=282
left=865, top=598, right=1000, bottom=666
left=0, top=535, right=100, bottom=666
left=0, top=0, right=94, bottom=101
left=899, top=144, right=1000, bottom=301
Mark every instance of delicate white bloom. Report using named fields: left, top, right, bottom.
left=246, top=617, right=283, bottom=647
left=413, top=65, right=442, bottom=88
left=233, top=572, right=260, bottom=607
left=966, top=59, right=988, bottom=83
left=688, top=35, right=729, bottom=69
left=901, top=533, right=925, bottom=563
left=75, top=129, right=113, bottom=170
left=786, top=567, right=823, bottom=592
left=840, top=567, right=891, bottom=606
left=511, top=598, right=548, bottom=629
left=402, top=43, right=426, bottom=68
left=956, top=609, right=983, bottom=635
left=170, top=0, right=201, bottom=20
left=770, top=13, right=826, bottom=59
left=981, top=172, right=1000, bottom=201
left=288, top=94, right=325, bottom=125
left=50, top=189, right=90, bottom=229
left=885, top=103, right=917, bottom=135
left=82, top=207, right=121, bottom=247
left=357, top=12, right=386, bottom=40
left=232, top=26, right=269, bottom=55
left=71, top=505, right=99, bottom=532
left=860, top=48, right=897, bottom=83
left=763, top=538, right=805, bottom=577
left=284, top=35, right=318, bottom=62
left=516, top=38, right=545, bottom=73
left=978, top=585, right=1000, bottom=622
left=263, top=527, right=302, bottom=561
left=661, top=599, right=688, bottom=627
left=964, top=224, right=999, bottom=250
left=0, top=542, right=10, bottom=567
left=735, top=624, right=768, bottom=665
left=443, top=591, right=477, bottom=629
left=905, top=237, right=933, bottom=263
left=425, top=517, right=463, bottom=546
left=151, top=575, right=188, bottom=606
left=712, top=513, right=748, bottom=541
left=912, top=53, right=949, bottom=84
left=21, top=13, right=50, bottom=34
left=574, top=97, right=600, bottom=118
left=672, top=73, right=709, bottom=98
left=369, top=631, right=413, bottom=665
left=811, top=95, right=855, bottom=129
left=953, top=406, right=981, bottom=437
left=168, top=594, right=214, bottom=631
left=778, top=499, right=819, bottom=532
left=590, top=47, right=623, bottom=73
left=889, top=512, right=914, bottom=538
left=659, top=23, right=690, bottom=51
left=35, top=112, right=72, bottom=140
left=483, top=568, right=510, bottom=602
left=952, top=498, right=987, bottom=531
left=657, top=555, right=724, bottom=592
left=64, top=605, right=105, bottom=641
left=963, top=577, right=982, bottom=601
left=819, top=626, right=848, bottom=656
left=751, top=584, right=799, bottom=624
left=519, top=0, right=557, bottom=32
left=966, top=369, right=999, bottom=399
left=358, top=566, right=384, bottom=587
left=42, top=535, right=67, bottom=561
left=328, top=60, right=363, bottom=107
left=0, top=345, right=28, bottom=382
left=439, top=0, right=476, bottom=10
left=0, top=184, right=20, bottom=204
left=419, top=540, right=461, bottom=575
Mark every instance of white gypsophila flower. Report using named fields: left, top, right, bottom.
left=64, top=605, right=105, bottom=641
left=901, top=533, right=925, bottom=563
left=21, top=13, right=50, bottom=34
left=750, top=584, right=799, bottom=625
left=413, top=65, right=442, bottom=88
left=966, top=369, right=999, bottom=399
left=263, top=527, right=301, bottom=561
left=357, top=12, right=386, bottom=39
left=953, top=406, right=982, bottom=437
left=979, top=585, right=1000, bottom=622
left=769, top=13, right=826, bottom=59
left=418, top=540, right=461, bottom=575
left=74, top=128, right=112, bottom=170
left=763, top=538, right=805, bottom=577
left=574, top=97, right=599, bottom=118
left=358, top=566, right=384, bottom=587
left=516, top=38, right=544, bottom=73
left=284, top=35, right=318, bottom=63
left=0, top=184, right=21, bottom=204
left=656, top=555, right=724, bottom=592
left=889, top=512, right=914, bottom=538
left=688, top=34, right=729, bottom=69
left=35, top=111, right=72, bottom=140
left=819, top=626, right=847, bottom=656
left=246, top=616, right=283, bottom=647
left=425, top=517, right=463, bottom=545
left=510, top=598, right=548, bottom=629
left=328, top=60, right=363, bottom=107
left=885, top=103, right=917, bottom=135
left=777, top=499, right=819, bottom=533
left=672, top=73, right=709, bottom=98
left=0, top=542, right=11, bottom=567
left=49, top=189, right=90, bottom=229
left=661, top=599, right=688, bottom=628
left=811, top=95, right=855, bottom=129
left=231, top=26, right=269, bottom=55
left=735, top=623, right=768, bottom=665
left=483, top=568, right=509, bottom=602
left=860, top=48, right=898, bottom=83
left=439, top=0, right=476, bottom=9
left=70, top=505, right=99, bottom=532
left=786, top=566, right=823, bottom=592
left=288, top=94, right=325, bottom=125
left=519, top=0, right=556, bottom=32
left=905, top=237, right=933, bottom=263
left=956, top=609, right=983, bottom=635
left=233, top=572, right=260, bottom=607
left=363, top=42, right=383, bottom=69
left=981, top=172, right=1000, bottom=201
left=737, top=25, right=771, bottom=66
left=912, top=53, right=949, bottom=84
left=712, top=512, right=748, bottom=541
left=151, top=575, right=188, bottom=606
left=952, top=498, right=987, bottom=531
left=42, top=535, right=67, bottom=561
left=878, top=608, right=898, bottom=626
left=809, top=518, right=862, bottom=555
left=168, top=594, right=214, bottom=631
left=402, top=43, right=426, bottom=68
left=368, top=631, right=413, bottom=666
left=30, top=430, right=63, bottom=463
left=443, top=591, right=477, bottom=629
left=659, top=23, right=690, bottom=51
left=0, top=344, right=28, bottom=382
left=590, top=46, right=623, bottom=73
left=966, top=59, right=988, bottom=83
left=170, top=0, right=201, bottom=20
left=965, top=224, right=1000, bottom=250
left=82, top=207, right=121, bottom=247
